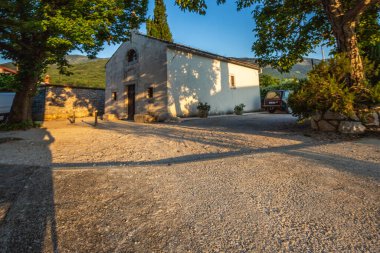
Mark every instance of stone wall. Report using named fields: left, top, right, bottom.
left=311, top=109, right=380, bottom=134
left=31, top=88, right=46, bottom=120
left=32, top=85, right=105, bottom=121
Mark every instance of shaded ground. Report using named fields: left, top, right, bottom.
left=0, top=113, right=379, bottom=252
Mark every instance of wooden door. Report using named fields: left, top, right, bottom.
left=127, top=85, right=135, bottom=120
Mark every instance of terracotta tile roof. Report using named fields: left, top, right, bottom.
left=0, top=66, right=17, bottom=74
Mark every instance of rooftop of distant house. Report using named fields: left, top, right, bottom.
left=0, top=66, right=17, bottom=75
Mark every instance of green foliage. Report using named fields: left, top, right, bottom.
left=175, top=0, right=208, bottom=15
left=363, top=53, right=380, bottom=88
left=288, top=55, right=380, bottom=120
left=0, top=120, right=40, bottom=131
left=197, top=102, right=211, bottom=112
left=175, top=0, right=379, bottom=74
left=259, top=74, right=280, bottom=87
left=46, top=59, right=108, bottom=88
left=1, top=0, right=148, bottom=122
left=358, top=4, right=380, bottom=87
left=1, top=0, right=148, bottom=70
left=368, top=43, right=380, bottom=62
left=197, top=102, right=211, bottom=117
left=147, top=0, right=173, bottom=42
left=250, top=0, right=331, bottom=72
left=357, top=4, right=380, bottom=58
left=0, top=74, right=19, bottom=92
left=234, top=104, right=245, bottom=115
left=175, top=0, right=332, bottom=72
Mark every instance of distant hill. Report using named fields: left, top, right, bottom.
left=1, top=55, right=320, bottom=88
left=63, top=55, right=107, bottom=65
left=238, top=58, right=321, bottom=79
left=1, top=55, right=108, bottom=88
left=47, top=58, right=108, bottom=88
left=46, top=55, right=108, bottom=88
left=1, top=62, right=16, bottom=70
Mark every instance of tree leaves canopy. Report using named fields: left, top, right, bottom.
left=175, top=0, right=380, bottom=72
left=1, top=0, right=148, bottom=123
left=0, top=0, right=148, bottom=72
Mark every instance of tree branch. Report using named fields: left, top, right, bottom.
left=0, top=41, right=16, bottom=54
left=344, top=0, right=380, bottom=23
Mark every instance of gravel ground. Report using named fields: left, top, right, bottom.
left=0, top=112, right=379, bottom=252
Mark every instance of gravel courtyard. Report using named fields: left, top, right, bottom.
left=0, top=113, right=379, bottom=252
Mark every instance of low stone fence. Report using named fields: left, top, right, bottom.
left=311, top=109, right=380, bottom=134
left=32, top=84, right=105, bottom=121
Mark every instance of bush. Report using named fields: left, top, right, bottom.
left=363, top=55, right=380, bottom=88
left=0, top=74, right=20, bottom=92
left=234, top=103, right=245, bottom=115
left=259, top=74, right=280, bottom=87
left=0, top=121, right=41, bottom=131
left=197, top=102, right=211, bottom=118
left=288, top=54, right=380, bottom=120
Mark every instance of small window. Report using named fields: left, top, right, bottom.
left=127, top=49, right=137, bottom=63
left=147, top=87, right=153, bottom=99
left=146, top=87, right=154, bottom=103
left=112, top=92, right=117, bottom=101
left=230, top=75, right=236, bottom=89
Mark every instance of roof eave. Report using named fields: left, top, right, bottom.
left=166, top=45, right=260, bottom=70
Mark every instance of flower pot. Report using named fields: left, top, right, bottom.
left=198, top=110, right=209, bottom=118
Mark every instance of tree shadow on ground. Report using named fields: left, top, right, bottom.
left=53, top=115, right=379, bottom=180
left=0, top=129, right=57, bottom=252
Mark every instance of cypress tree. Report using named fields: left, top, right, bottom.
left=146, top=0, right=173, bottom=42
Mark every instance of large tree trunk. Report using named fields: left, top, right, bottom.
left=8, top=69, right=39, bottom=123
left=333, top=21, right=364, bottom=85
left=321, top=0, right=378, bottom=86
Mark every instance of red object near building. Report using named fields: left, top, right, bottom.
left=0, top=66, right=17, bottom=75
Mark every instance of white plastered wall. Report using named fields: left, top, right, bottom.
left=167, top=48, right=261, bottom=117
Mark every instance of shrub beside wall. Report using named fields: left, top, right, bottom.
left=289, top=55, right=380, bottom=133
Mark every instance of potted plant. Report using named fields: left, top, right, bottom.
left=234, top=103, right=245, bottom=115
left=197, top=102, right=211, bottom=118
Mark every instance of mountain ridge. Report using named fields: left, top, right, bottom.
left=1, top=55, right=320, bottom=88
left=238, top=57, right=321, bottom=79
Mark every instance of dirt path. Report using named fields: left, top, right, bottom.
left=0, top=113, right=379, bottom=252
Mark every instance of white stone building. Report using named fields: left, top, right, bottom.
left=105, top=33, right=261, bottom=121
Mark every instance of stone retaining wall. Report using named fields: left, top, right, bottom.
left=32, top=85, right=105, bottom=121
left=311, top=109, right=380, bottom=134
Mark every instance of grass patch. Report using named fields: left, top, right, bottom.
left=0, top=121, right=41, bottom=131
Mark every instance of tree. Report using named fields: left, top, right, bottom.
left=0, top=74, right=18, bottom=92
left=147, top=0, right=173, bottom=41
left=356, top=5, right=380, bottom=59
left=0, top=0, right=148, bottom=124
left=259, top=74, right=280, bottom=87
left=357, top=7, right=380, bottom=86
left=175, top=0, right=380, bottom=85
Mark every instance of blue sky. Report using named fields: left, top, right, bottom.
left=97, top=1, right=259, bottom=59
left=0, top=1, right=326, bottom=63
left=98, top=0, right=326, bottom=60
